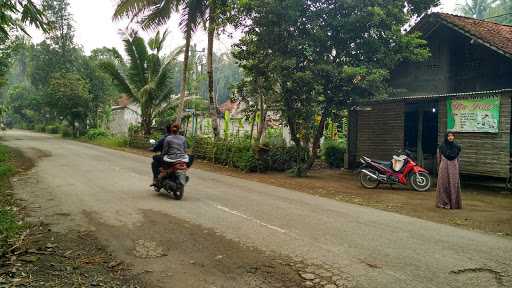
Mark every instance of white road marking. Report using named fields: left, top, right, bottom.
left=215, top=204, right=287, bottom=233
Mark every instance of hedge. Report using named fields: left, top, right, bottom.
left=190, top=136, right=302, bottom=173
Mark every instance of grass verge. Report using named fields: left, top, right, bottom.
left=0, top=144, right=24, bottom=256
left=84, top=135, right=129, bottom=149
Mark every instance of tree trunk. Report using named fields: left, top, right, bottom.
left=141, top=106, right=152, bottom=139
left=287, top=114, right=306, bottom=177
left=305, top=108, right=329, bottom=171
left=256, top=93, right=267, bottom=145
left=176, top=24, right=193, bottom=125
left=207, top=6, right=220, bottom=139
left=249, top=112, right=256, bottom=145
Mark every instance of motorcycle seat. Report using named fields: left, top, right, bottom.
left=374, top=160, right=392, bottom=168
left=163, top=155, right=189, bottom=163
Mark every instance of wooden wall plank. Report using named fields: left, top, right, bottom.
left=438, top=93, right=511, bottom=178
left=355, top=103, right=405, bottom=162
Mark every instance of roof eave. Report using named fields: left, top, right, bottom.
left=358, top=89, right=512, bottom=105
left=433, top=14, right=512, bottom=59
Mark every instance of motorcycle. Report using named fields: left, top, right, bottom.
left=358, top=150, right=432, bottom=192
left=149, top=139, right=191, bottom=200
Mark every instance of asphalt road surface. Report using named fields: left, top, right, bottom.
left=4, top=130, right=512, bottom=288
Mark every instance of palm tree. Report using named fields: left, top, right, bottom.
left=205, top=0, right=230, bottom=138
left=113, top=0, right=231, bottom=138
left=100, top=30, right=180, bottom=138
left=113, top=0, right=207, bottom=126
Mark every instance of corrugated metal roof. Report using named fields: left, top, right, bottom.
left=358, top=89, right=512, bottom=105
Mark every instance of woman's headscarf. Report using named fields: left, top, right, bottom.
left=439, top=133, right=461, bottom=161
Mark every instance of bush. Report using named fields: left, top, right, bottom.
left=86, top=128, right=110, bottom=140
left=322, top=141, right=345, bottom=169
left=93, top=136, right=129, bottom=148
left=61, top=126, right=73, bottom=138
left=45, top=125, right=60, bottom=134
left=190, top=136, right=297, bottom=173
left=0, top=146, right=13, bottom=178
left=34, top=124, right=46, bottom=133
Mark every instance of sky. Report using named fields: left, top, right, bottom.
left=29, top=0, right=463, bottom=55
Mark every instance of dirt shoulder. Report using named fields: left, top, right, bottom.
left=192, top=161, right=512, bottom=237
left=0, top=146, right=145, bottom=287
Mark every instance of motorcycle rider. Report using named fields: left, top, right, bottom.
left=150, top=124, right=172, bottom=186
left=162, top=123, right=188, bottom=164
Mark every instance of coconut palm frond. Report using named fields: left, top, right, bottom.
left=113, top=0, right=159, bottom=21
left=99, top=61, right=137, bottom=100
left=178, top=0, right=208, bottom=34
left=148, top=28, right=169, bottom=54
left=168, top=45, right=185, bottom=59
left=123, top=35, right=148, bottom=91
left=147, top=54, right=162, bottom=80
left=110, top=47, right=126, bottom=65
left=154, top=60, right=175, bottom=100
left=140, top=0, right=178, bottom=30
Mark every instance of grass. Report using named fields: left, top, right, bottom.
left=84, top=135, right=129, bottom=149
left=0, top=144, right=23, bottom=255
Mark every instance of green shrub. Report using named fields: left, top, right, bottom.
left=86, top=128, right=110, bottom=140
left=190, top=136, right=297, bottom=173
left=0, top=164, right=14, bottom=178
left=34, top=124, right=46, bottom=133
left=45, top=125, right=60, bottom=134
left=61, top=126, right=73, bottom=138
left=0, top=145, right=14, bottom=178
left=0, top=146, right=9, bottom=162
left=322, top=141, right=345, bottom=169
left=94, top=136, right=129, bottom=148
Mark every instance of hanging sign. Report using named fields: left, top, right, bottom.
left=447, top=97, right=500, bottom=133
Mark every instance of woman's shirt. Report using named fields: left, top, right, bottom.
left=163, top=134, right=187, bottom=161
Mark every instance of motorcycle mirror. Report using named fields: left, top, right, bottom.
left=149, top=139, right=156, bottom=145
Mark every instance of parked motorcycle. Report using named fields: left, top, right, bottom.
left=358, top=150, right=432, bottom=192
left=149, top=139, right=191, bottom=200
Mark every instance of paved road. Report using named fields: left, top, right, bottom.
left=4, top=130, right=512, bottom=288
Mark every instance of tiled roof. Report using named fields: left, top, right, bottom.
left=434, top=13, right=512, bottom=57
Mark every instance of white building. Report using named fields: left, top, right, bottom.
left=109, top=95, right=141, bottom=136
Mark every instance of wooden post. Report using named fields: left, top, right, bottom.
left=417, top=108, right=424, bottom=166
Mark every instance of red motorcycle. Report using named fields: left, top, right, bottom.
left=358, top=150, right=432, bottom=192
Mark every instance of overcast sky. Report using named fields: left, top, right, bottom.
left=29, top=0, right=463, bottom=55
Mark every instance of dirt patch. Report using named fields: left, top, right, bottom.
left=87, top=210, right=353, bottom=288
left=0, top=224, right=144, bottom=287
left=192, top=161, right=512, bottom=237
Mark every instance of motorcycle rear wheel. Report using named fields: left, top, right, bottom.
left=360, top=170, right=380, bottom=189
left=410, top=172, right=432, bottom=192
left=173, top=186, right=184, bottom=200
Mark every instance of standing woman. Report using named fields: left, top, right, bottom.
left=437, top=132, right=462, bottom=209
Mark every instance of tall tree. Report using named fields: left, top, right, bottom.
left=234, top=0, right=438, bottom=175
left=41, top=0, right=76, bottom=71
left=100, top=31, right=179, bottom=137
left=46, top=72, right=90, bottom=136
left=113, top=0, right=207, bottom=126
left=112, top=0, right=238, bottom=138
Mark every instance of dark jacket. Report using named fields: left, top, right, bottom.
left=150, top=134, right=169, bottom=154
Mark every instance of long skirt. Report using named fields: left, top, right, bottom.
left=436, top=155, right=462, bottom=209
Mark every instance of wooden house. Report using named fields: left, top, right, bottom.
left=348, top=13, right=512, bottom=183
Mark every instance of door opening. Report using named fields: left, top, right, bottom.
left=404, top=103, right=438, bottom=173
